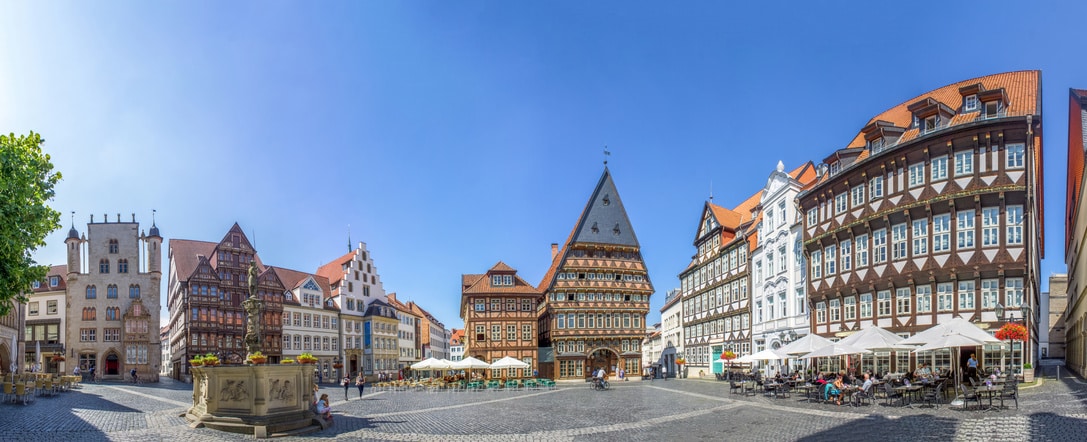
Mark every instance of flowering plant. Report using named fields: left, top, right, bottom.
left=280, top=359, right=296, bottom=364
left=297, top=353, right=318, bottom=364
left=675, top=358, right=686, bottom=365
left=51, top=355, right=65, bottom=362
left=995, top=323, right=1028, bottom=341
left=719, top=351, right=737, bottom=361
left=247, top=351, right=267, bottom=364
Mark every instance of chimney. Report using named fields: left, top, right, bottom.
left=551, top=243, right=559, bottom=261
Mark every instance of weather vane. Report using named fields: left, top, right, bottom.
left=603, top=146, right=610, bottom=166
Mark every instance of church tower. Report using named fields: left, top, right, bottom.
left=537, top=167, right=654, bottom=379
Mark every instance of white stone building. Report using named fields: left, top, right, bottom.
left=386, top=293, right=421, bottom=370
left=316, top=242, right=387, bottom=379
left=750, top=161, right=816, bottom=374
left=659, top=288, right=684, bottom=376
left=273, top=266, right=339, bottom=382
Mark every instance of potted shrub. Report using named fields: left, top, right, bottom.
left=280, top=358, right=296, bottom=364
left=247, top=351, right=267, bottom=365
left=203, top=353, right=220, bottom=366
left=297, top=353, right=318, bottom=364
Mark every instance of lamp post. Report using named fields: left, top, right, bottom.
left=995, top=303, right=1032, bottom=377
left=333, top=356, right=342, bottom=382
left=778, top=330, right=798, bottom=374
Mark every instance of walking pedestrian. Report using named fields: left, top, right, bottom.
left=342, top=373, right=351, bottom=400
left=356, top=372, right=366, bottom=398
left=662, top=365, right=668, bottom=380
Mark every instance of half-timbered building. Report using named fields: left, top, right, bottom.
left=460, top=262, right=541, bottom=378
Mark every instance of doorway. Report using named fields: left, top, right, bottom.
left=105, top=353, right=120, bottom=375
left=587, top=348, right=618, bottom=376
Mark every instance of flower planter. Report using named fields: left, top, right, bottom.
left=247, top=358, right=267, bottom=365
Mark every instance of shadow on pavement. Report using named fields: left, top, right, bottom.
left=798, top=414, right=958, bottom=442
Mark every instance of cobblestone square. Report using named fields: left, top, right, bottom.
left=1, top=376, right=1085, bottom=441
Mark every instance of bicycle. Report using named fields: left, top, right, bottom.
left=591, top=378, right=610, bottom=391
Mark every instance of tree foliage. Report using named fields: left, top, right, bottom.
left=0, top=132, right=61, bottom=316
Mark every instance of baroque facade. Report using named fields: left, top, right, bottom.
left=273, top=266, right=339, bottom=381
left=537, top=168, right=653, bottom=379
left=800, top=71, right=1043, bottom=374
left=750, top=161, right=816, bottom=374
left=65, top=214, right=162, bottom=381
left=460, top=262, right=541, bottom=377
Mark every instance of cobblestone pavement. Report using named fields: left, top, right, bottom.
left=0, top=375, right=1085, bottom=441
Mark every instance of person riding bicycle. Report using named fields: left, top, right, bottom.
left=593, top=367, right=607, bottom=389
left=130, top=368, right=138, bottom=383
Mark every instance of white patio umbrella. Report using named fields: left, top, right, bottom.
left=451, top=356, right=492, bottom=380
left=35, top=341, right=41, bottom=372
left=410, top=357, right=445, bottom=370
left=736, top=349, right=784, bottom=363
left=10, top=334, right=17, bottom=379
left=899, top=317, right=1001, bottom=346
left=901, top=318, right=1000, bottom=384
left=839, top=326, right=913, bottom=351
left=799, top=342, right=871, bottom=359
left=489, top=356, right=530, bottom=369
left=778, top=333, right=834, bottom=356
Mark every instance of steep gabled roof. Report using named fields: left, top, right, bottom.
left=1068, top=89, right=1087, bottom=251
left=462, top=264, right=540, bottom=295
left=539, top=167, right=641, bottom=292
left=169, top=239, right=217, bottom=282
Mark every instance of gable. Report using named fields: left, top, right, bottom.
left=569, top=168, right=639, bottom=247
left=696, top=206, right=719, bottom=241
left=303, top=279, right=321, bottom=292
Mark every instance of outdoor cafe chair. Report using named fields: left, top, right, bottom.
left=920, top=381, right=945, bottom=409
left=14, top=383, right=29, bottom=405
left=997, top=380, right=1018, bottom=410
left=851, top=386, right=875, bottom=407
left=729, top=380, right=743, bottom=395
left=2, top=383, right=12, bottom=403
left=957, top=384, right=982, bottom=411
left=882, top=383, right=905, bottom=407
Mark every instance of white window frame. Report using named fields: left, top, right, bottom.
left=932, top=156, right=948, bottom=181
left=909, top=163, right=925, bottom=188
left=844, top=296, right=856, bottom=320
left=958, top=280, right=976, bottom=310
left=840, top=239, right=852, bottom=272
left=1006, top=143, right=1025, bottom=169
left=981, top=279, right=999, bottom=310
left=807, top=209, right=818, bottom=227
left=873, top=229, right=887, bottom=263
left=1006, top=277, right=1024, bottom=308
left=954, top=151, right=974, bottom=176
left=855, top=234, right=869, bottom=267
left=851, top=185, right=865, bottom=207
left=964, top=94, right=978, bottom=111
left=816, top=302, right=826, bottom=324
left=917, top=285, right=932, bottom=313
left=933, top=214, right=951, bottom=252
left=869, top=176, right=884, bottom=200
left=896, top=287, right=911, bottom=315
left=912, top=219, right=928, bottom=255
left=982, top=207, right=1000, bottom=247
left=825, top=245, right=836, bottom=275
left=829, top=299, right=840, bottom=322
left=937, top=282, right=954, bottom=312
left=1007, top=205, right=1023, bottom=245
left=811, top=250, right=822, bottom=279
left=835, top=193, right=848, bottom=214
left=860, top=293, right=873, bottom=318
left=892, top=223, right=908, bottom=260
left=877, top=290, right=891, bottom=316
left=957, top=210, right=975, bottom=249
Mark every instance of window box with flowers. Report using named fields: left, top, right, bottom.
left=297, top=353, right=318, bottom=364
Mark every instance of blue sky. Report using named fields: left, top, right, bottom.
left=2, top=1, right=1080, bottom=328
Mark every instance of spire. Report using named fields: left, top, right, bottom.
left=603, top=146, right=610, bottom=167
left=148, top=209, right=160, bottom=237
left=347, top=224, right=352, bottom=253
left=67, top=211, right=79, bottom=239
left=569, top=168, right=639, bottom=247
left=709, top=180, right=714, bottom=203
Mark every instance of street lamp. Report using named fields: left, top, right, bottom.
left=994, top=303, right=1032, bottom=376
left=333, top=356, right=342, bottom=381
left=778, top=330, right=798, bottom=374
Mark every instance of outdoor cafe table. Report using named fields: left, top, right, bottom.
left=795, top=383, right=817, bottom=402
left=894, top=385, right=924, bottom=406
left=975, top=385, right=1002, bottom=411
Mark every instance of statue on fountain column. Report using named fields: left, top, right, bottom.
left=244, top=261, right=264, bottom=357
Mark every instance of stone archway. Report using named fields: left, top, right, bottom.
left=586, top=347, right=620, bottom=376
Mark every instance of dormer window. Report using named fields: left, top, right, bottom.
left=50, top=276, right=58, bottom=287
left=868, top=137, right=884, bottom=153
left=964, top=95, right=978, bottom=111
left=829, top=161, right=841, bottom=176
left=490, top=275, right=513, bottom=286
left=923, top=116, right=939, bottom=133
left=984, top=100, right=1001, bottom=117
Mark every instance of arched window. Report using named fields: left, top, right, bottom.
left=107, top=284, right=118, bottom=299
left=106, top=307, right=119, bottom=321
left=86, top=285, right=97, bottom=299
left=99, top=259, right=109, bottom=274
left=129, top=284, right=140, bottom=298
left=108, top=239, right=118, bottom=254
left=82, top=307, right=96, bottom=321
left=118, top=259, right=129, bottom=273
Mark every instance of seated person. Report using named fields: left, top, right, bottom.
left=824, top=376, right=844, bottom=405
left=315, top=393, right=332, bottom=423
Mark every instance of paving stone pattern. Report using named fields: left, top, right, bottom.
left=0, top=376, right=1085, bottom=441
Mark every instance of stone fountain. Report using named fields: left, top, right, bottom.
left=183, top=261, right=325, bottom=438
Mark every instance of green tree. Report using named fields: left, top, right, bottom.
left=0, top=132, right=61, bottom=316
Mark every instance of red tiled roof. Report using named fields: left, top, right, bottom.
left=168, top=239, right=217, bottom=282
left=843, top=71, right=1040, bottom=150
left=462, top=265, right=540, bottom=295
left=31, top=264, right=68, bottom=293
left=316, top=250, right=355, bottom=286
left=732, top=192, right=761, bottom=225
left=708, top=203, right=741, bottom=231
left=489, top=261, right=515, bottom=272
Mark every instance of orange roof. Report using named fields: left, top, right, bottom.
left=315, top=250, right=355, bottom=286
left=843, top=70, right=1040, bottom=150
left=708, top=202, right=741, bottom=230
left=168, top=239, right=218, bottom=281
left=788, top=162, right=818, bottom=185
left=732, top=191, right=761, bottom=225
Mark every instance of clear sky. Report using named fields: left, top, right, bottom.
left=2, top=1, right=1080, bottom=329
